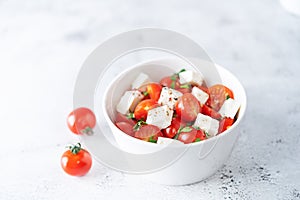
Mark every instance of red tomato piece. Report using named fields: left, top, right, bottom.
left=207, top=84, right=234, bottom=111
left=175, top=93, right=201, bottom=122
left=116, top=122, right=135, bottom=136
left=160, top=76, right=180, bottom=89
left=177, top=86, right=192, bottom=94
left=61, top=143, right=92, bottom=176
left=195, top=129, right=206, bottom=141
left=67, top=107, right=96, bottom=135
left=202, top=104, right=222, bottom=120
left=170, top=117, right=187, bottom=131
left=115, top=113, right=135, bottom=125
left=162, top=126, right=177, bottom=138
left=177, top=127, right=197, bottom=144
left=218, top=118, right=234, bottom=134
left=146, top=83, right=162, bottom=101
left=134, top=99, right=159, bottom=120
left=135, top=125, right=162, bottom=142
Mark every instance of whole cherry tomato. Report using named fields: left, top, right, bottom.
left=162, top=126, right=177, bottom=138
left=175, top=93, right=201, bottom=122
left=67, top=107, right=96, bottom=135
left=61, top=143, right=92, bottom=176
left=134, top=99, right=159, bottom=120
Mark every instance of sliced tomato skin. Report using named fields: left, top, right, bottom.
left=202, top=104, right=222, bottom=120
left=116, top=122, right=135, bottom=136
left=177, top=127, right=197, bottom=144
left=135, top=125, right=162, bottom=142
left=175, top=93, right=201, bottom=122
left=207, top=84, right=234, bottom=111
left=218, top=118, right=234, bottom=134
left=146, top=83, right=162, bottom=101
left=115, top=113, right=135, bottom=125
left=134, top=99, right=159, bottom=120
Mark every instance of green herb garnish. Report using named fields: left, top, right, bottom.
left=180, top=84, right=190, bottom=89
left=127, top=113, right=135, bottom=119
left=148, top=136, right=157, bottom=143
left=174, top=126, right=192, bottom=139
left=194, top=138, right=201, bottom=142
left=133, top=120, right=147, bottom=131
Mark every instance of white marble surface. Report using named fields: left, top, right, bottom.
left=0, top=0, right=300, bottom=199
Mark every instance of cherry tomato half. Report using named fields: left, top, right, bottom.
left=135, top=125, right=163, bottom=142
left=177, top=127, right=197, bottom=144
left=61, top=143, right=92, bottom=176
left=202, top=104, right=222, bottom=120
left=218, top=118, right=234, bottom=134
left=134, top=99, right=159, bottom=120
left=116, top=122, right=135, bottom=137
left=207, top=84, right=234, bottom=111
left=67, top=107, right=96, bottom=135
left=177, top=86, right=192, bottom=94
left=146, top=83, right=162, bottom=101
left=175, top=93, right=201, bottom=122
left=170, top=117, right=187, bottom=131
left=160, top=76, right=180, bottom=89
left=195, top=129, right=206, bottom=141
left=115, top=112, right=135, bottom=125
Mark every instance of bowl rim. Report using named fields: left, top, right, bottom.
left=102, top=58, right=247, bottom=148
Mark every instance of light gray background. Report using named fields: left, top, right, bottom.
left=0, top=0, right=299, bottom=199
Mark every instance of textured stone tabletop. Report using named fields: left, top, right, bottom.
left=0, top=0, right=299, bottom=199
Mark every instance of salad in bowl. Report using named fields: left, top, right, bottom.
left=114, top=68, right=240, bottom=145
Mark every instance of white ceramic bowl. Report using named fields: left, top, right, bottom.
left=102, top=58, right=247, bottom=185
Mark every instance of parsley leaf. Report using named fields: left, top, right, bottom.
left=204, top=131, right=209, bottom=138
left=143, top=91, right=149, bottom=96
left=148, top=136, right=157, bottom=143
left=176, top=69, right=186, bottom=75
left=194, top=138, right=201, bottom=142
left=226, top=95, right=230, bottom=100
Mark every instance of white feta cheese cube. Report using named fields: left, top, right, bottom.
left=131, top=73, right=151, bottom=89
left=191, top=86, right=209, bottom=105
left=158, top=87, right=183, bottom=109
left=146, top=105, right=173, bottom=129
left=179, top=70, right=204, bottom=86
left=218, top=98, right=240, bottom=119
left=193, top=113, right=219, bottom=138
left=157, top=137, right=184, bottom=145
left=116, top=91, right=143, bottom=114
